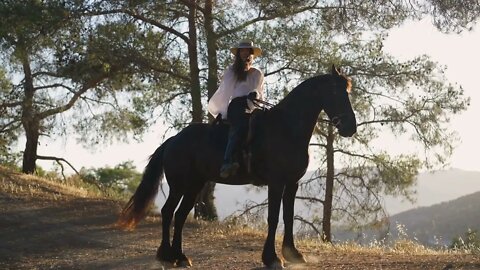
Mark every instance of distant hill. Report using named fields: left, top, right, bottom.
left=155, top=167, right=480, bottom=247
left=384, top=168, right=480, bottom=215
left=202, top=168, right=480, bottom=218
left=387, top=190, right=480, bottom=246
left=155, top=168, right=480, bottom=244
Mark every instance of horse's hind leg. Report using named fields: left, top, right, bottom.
left=281, top=182, right=306, bottom=264
left=157, top=189, right=182, bottom=263
left=170, top=187, right=202, bottom=267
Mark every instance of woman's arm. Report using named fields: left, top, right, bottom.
left=207, top=67, right=234, bottom=118
left=253, top=68, right=265, bottom=101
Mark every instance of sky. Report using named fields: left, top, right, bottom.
left=383, top=19, right=480, bottom=171
left=34, top=18, right=480, bottom=173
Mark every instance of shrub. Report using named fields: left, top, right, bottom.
left=450, top=229, right=480, bottom=253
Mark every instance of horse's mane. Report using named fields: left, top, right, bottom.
left=272, top=72, right=351, bottom=112
left=272, top=74, right=329, bottom=111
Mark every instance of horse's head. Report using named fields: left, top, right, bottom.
left=322, top=65, right=357, bottom=137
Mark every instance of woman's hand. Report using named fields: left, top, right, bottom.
left=247, top=91, right=257, bottom=100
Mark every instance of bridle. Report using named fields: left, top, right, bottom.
left=319, top=114, right=344, bottom=128
left=331, top=115, right=343, bottom=127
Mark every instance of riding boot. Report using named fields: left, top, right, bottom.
left=220, top=132, right=240, bottom=178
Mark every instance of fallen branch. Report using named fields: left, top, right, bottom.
left=294, top=215, right=323, bottom=238
left=236, top=199, right=268, bottom=217
left=36, top=155, right=103, bottom=192
left=36, top=155, right=79, bottom=177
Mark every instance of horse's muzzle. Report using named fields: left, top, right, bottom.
left=336, top=114, right=357, bottom=137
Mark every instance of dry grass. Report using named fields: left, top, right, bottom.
left=192, top=216, right=449, bottom=257
left=0, top=165, right=121, bottom=201
left=0, top=164, right=471, bottom=260
left=2, top=165, right=480, bottom=270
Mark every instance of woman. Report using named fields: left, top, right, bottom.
left=208, top=39, right=265, bottom=178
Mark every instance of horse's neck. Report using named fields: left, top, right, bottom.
left=270, top=80, right=323, bottom=146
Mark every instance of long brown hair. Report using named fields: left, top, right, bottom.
left=232, top=48, right=253, bottom=81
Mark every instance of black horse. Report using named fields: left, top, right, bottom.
left=118, top=65, right=357, bottom=268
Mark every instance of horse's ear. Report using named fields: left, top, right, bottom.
left=331, top=64, right=340, bottom=76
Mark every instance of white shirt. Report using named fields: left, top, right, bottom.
left=208, top=65, right=264, bottom=119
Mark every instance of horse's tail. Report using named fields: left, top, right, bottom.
left=117, top=138, right=170, bottom=230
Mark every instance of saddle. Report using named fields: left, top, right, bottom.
left=211, top=109, right=267, bottom=181
left=245, top=109, right=267, bottom=173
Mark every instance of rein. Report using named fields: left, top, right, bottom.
left=251, top=98, right=342, bottom=127
left=251, top=96, right=345, bottom=131
left=251, top=98, right=275, bottom=111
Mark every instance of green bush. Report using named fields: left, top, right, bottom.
left=450, top=229, right=480, bottom=253
left=79, top=161, right=141, bottom=195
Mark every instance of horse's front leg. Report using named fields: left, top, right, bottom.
left=262, top=183, right=285, bottom=268
left=170, top=189, right=200, bottom=267
left=282, top=182, right=307, bottom=264
left=157, top=191, right=182, bottom=263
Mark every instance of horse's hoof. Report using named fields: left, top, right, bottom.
left=263, top=254, right=284, bottom=269
left=175, top=254, right=193, bottom=267
left=268, top=258, right=285, bottom=269
left=282, top=246, right=307, bottom=264
left=156, top=245, right=175, bottom=263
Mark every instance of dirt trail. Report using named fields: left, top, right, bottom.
left=1, top=168, right=479, bottom=269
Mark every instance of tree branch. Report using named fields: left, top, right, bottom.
left=0, top=120, right=22, bottom=133
left=296, top=195, right=325, bottom=204
left=217, top=2, right=323, bottom=37
left=236, top=200, right=268, bottom=217
left=32, top=71, right=67, bottom=79
left=34, top=83, right=74, bottom=92
left=0, top=101, right=23, bottom=109
left=294, top=215, right=323, bottom=236
left=36, top=155, right=80, bottom=178
left=87, top=8, right=190, bottom=45
left=36, top=154, right=104, bottom=192
left=37, top=74, right=108, bottom=119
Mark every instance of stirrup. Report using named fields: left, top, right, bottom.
left=220, top=162, right=240, bottom=178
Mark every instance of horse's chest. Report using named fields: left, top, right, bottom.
left=266, top=147, right=308, bottom=172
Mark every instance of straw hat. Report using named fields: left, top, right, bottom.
left=230, top=39, right=262, bottom=57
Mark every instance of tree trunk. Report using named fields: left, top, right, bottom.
left=20, top=52, right=39, bottom=174
left=22, top=120, right=39, bottom=174
left=186, top=0, right=218, bottom=220
left=192, top=0, right=220, bottom=220
left=187, top=0, right=203, bottom=123
left=322, top=124, right=335, bottom=242
left=204, top=0, right=218, bottom=102
left=194, top=181, right=218, bottom=220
